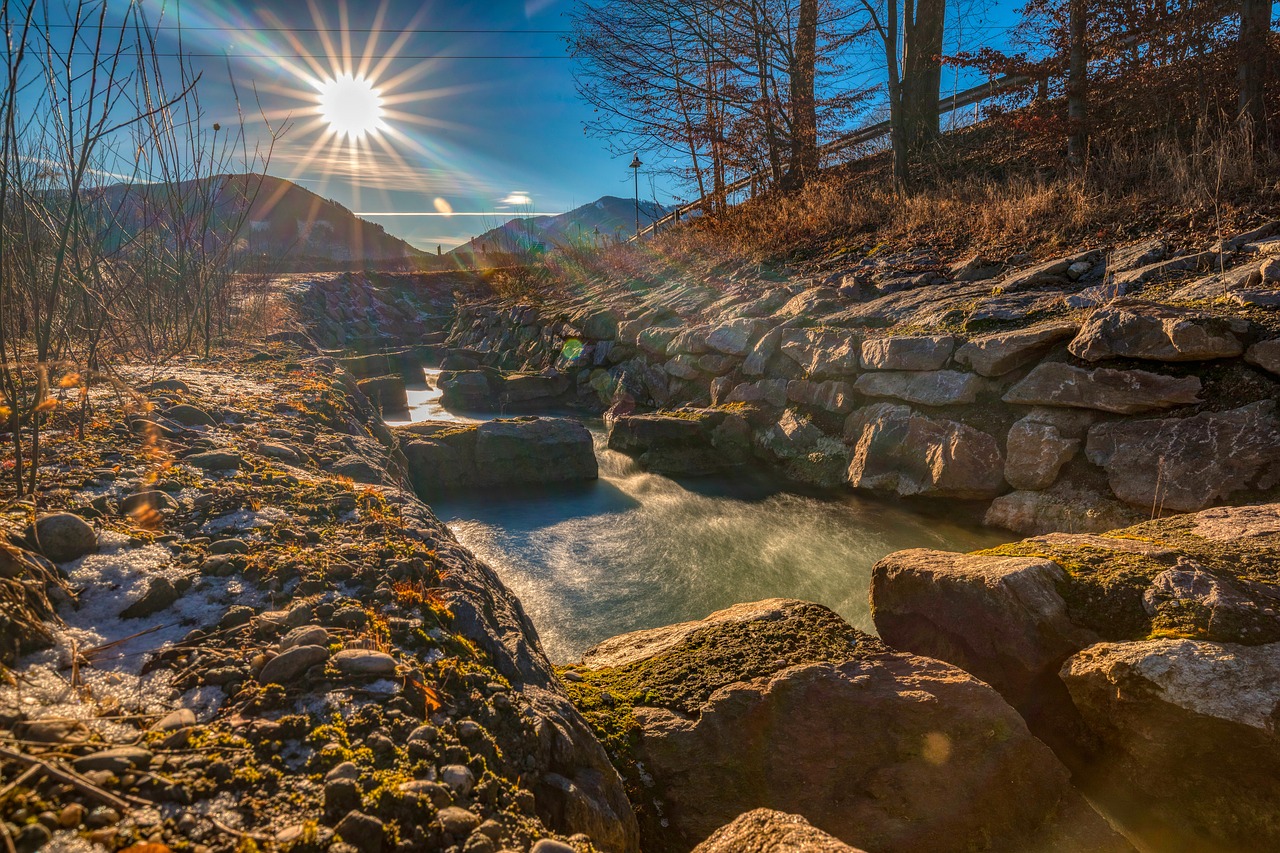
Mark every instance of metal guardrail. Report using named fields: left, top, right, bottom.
left=630, top=70, right=1037, bottom=241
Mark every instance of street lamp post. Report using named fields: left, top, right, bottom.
left=629, top=153, right=643, bottom=238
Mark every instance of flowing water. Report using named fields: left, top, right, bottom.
left=406, top=371, right=1011, bottom=663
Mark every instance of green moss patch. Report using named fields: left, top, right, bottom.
left=979, top=512, right=1280, bottom=645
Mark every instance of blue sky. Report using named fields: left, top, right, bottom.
left=45, top=1, right=1024, bottom=249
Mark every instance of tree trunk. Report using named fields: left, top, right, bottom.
left=901, top=0, right=946, bottom=151
left=1239, top=0, right=1272, bottom=140
left=783, top=0, right=820, bottom=190
left=1066, top=0, right=1089, bottom=165
left=885, top=0, right=909, bottom=190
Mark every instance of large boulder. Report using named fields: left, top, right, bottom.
left=338, top=348, right=419, bottom=378
left=859, top=335, right=955, bottom=371
left=438, top=370, right=495, bottom=410
left=844, top=403, right=1005, bottom=498
left=1003, top=362, right=1202, bottom=414
left=872, top=504, right=1280, bottom=845
left=356, top=375, right=409, bottom=414
left=853, top=370, right=982, bottom=407
left=399, top=418, right=596, bottom=492
left=871, top=549, right=1099, bottom=747
left=785, top=379, right=855, bottom=415
left=566, top=599, right=1125, bottom=853
left=606, top=409, right=748, bottom=475
left=474, top=418, right=598, bottom=486
left=1068, top=300, right=1247, bottom=362
left=691, top=810, right=864, bottom=853
left=1062, top=639, right=1280, bottom=850
left=1245, top=338, right=1280, bottom=376
left=953, top=321, right=1079, bottom=377
left=705, top=319, right=764, bottom=356
left=496, top=372, right=572, bottom=406
left=1085, top=400, right=1280, bottom=511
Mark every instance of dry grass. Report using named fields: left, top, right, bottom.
left=649, top=117, right=1280, bottom=268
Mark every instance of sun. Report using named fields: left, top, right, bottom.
left=317, top=74, right=385, bottom=140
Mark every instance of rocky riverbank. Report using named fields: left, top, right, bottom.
left=0, top=343, right=636, bottom=853
left=343, top=223, right=1280, bottom=535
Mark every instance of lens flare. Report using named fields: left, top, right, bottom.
left=317, top=74, right=385, bottom=140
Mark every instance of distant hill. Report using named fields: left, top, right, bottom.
left=96, top=174, right=430, bottom=272
left=451, top=196, right=671, bottom=257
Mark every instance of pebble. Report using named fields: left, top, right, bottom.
left=398, top=780, right=452, bottom=808
left=436, top=806, right=481, bottom=838
left=209, top=538, right=249, bottom=555
left=335, top=810, right=384, bottom=853
left=58, top=803, right=85, bottom=828
left=72, top=746, right=152, bottom=774
left=530, top=841, right=575, bottom=853
left=120, top=576, right=179, bottom=619
left=166, top=403, right=217, bottom=427
left=325, top=778, right=361, bottom=816
left=151, top=708, right=196, bottom=732
left=325, top=761, right=360, bottom=783
left=119, top=490, right=180, bottom=517
left=14, top=823, right=51, bottom=853
left=332, top=648, right=397, bottom=676
left=31, top=512, right=97, bottom=562
left=457, top=720, right=482, bottom=740
left=279, top=624, right=329, bottom=650
left=85, top=806, right=120, bottom=828
left=186, top=450, right=244, bottom=470
left=440, top=764, right=475, bottom=797
left=258, top=644, right=329, bottom=684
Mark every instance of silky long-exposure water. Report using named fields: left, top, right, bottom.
left=433, top=431, right=1010, bottom=662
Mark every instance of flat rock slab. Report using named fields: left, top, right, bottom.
left=1068, top=300, right=1246, bottom=362
left=859, top=335, right=955, bottom=371
left=853, top=370, right=982, bottom=407
left=1085, top=400, right=1280, bottom=511
left=954, top=321, right=1079, bottom=377
left=1003, top=362, right=1202, bottom=414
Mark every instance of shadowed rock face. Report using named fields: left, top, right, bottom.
left=1062, top=639, right=1280, bottom=850
left=844, top=403, right=1005, bottom=498
left=872, top=504, right=1280, bottom=850
left=569, top=599, right=1128, bottom=853
left=1003, top=362, right=1203, bottom=414
left=1085, top=401, right=1280, bottom=512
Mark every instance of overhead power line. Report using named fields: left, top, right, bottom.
left=38, top=24, right=571, bottom=34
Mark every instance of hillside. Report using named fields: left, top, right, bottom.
left=99, top=173, right=430, bottom=271
left=451, top=195, right=670, bottom=257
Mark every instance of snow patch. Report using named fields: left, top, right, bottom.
left=0, top=531, right=263, bottom=740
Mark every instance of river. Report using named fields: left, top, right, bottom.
left=393, top=370, right=1010, bottom=663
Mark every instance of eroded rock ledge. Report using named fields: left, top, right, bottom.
left=872, top=502, right=1280, bottom=850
